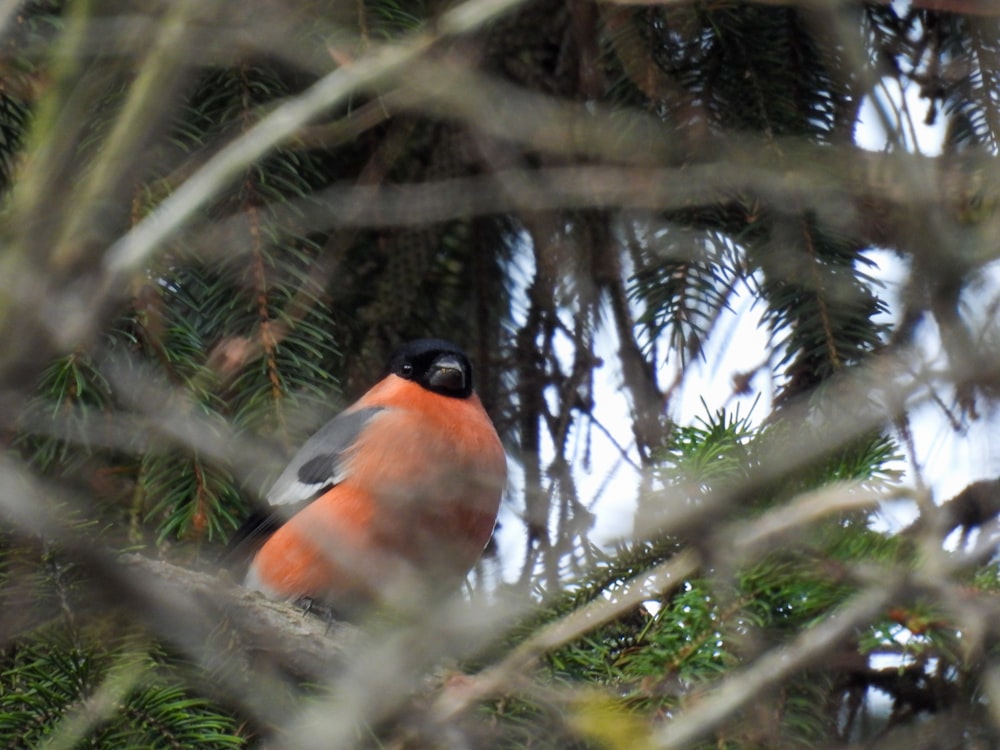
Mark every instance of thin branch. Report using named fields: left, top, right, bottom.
left=431, top=551, right=701, bottom=725
left=431, top=481, right=896, bottom=727
left=101, top=0, right=530, bottom=279
left=49, top=0, right=209, bottom=272
left=650, top=581, right=903, bottom=749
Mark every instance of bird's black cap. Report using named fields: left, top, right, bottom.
left=384, top=339, right=474, bottom=398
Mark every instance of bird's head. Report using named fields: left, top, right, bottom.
left=385, top=339, right=474, bottom=398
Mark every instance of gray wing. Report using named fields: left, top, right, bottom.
left=266, top=406, right=384, bottom=506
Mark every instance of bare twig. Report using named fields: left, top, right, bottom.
left=650, top=581, right=903, bottom=749
left=102, top=0, right=530, bottom=279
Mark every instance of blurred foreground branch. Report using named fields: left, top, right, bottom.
left=118, top=554, right=354, bottom=679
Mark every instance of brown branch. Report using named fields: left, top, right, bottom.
left=651, top=579, right=903, bottom=749
left=0, top=453, right=352, bottom=715
left=117, top=553, right=355, bottom=679
left=601, top=248, right=667, bottom=462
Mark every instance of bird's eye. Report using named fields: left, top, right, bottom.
left=400, top=363, right=414, bottom=378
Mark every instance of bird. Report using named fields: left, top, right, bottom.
left=230, top=338, right=506, bottom=617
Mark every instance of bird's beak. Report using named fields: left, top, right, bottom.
left=429, top=355, right=466, bottom=391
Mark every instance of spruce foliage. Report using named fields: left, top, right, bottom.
left=0, top=635, right=245, bottom=749
left=0, top=0, right=999, bottom=748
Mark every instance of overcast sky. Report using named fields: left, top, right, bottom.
left=492, top=74, right=1000, bottom=573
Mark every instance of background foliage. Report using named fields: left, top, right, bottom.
left=2, top=0, right=1000, bottom=747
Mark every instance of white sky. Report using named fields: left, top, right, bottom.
left=493, top=70, right=1000, bottom=572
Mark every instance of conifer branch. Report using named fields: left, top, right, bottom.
left=102, top=0, right=530, bottom=279
left=651, top=580, right=902, bottom=749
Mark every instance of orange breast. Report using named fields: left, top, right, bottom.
left=248, top=376, right=506, bottom=606
left=247, top=484, right=378, bottom=601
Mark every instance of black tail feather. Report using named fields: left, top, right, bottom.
left=220, top=509, right=282, bottom=576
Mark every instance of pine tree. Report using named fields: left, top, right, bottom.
left=1, top=1, right=999, bottom=748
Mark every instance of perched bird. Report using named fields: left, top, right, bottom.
left=231, top=338, right=506, bottom=616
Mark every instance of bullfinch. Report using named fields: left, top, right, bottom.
left=231, top=338, right=506, bottom=616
